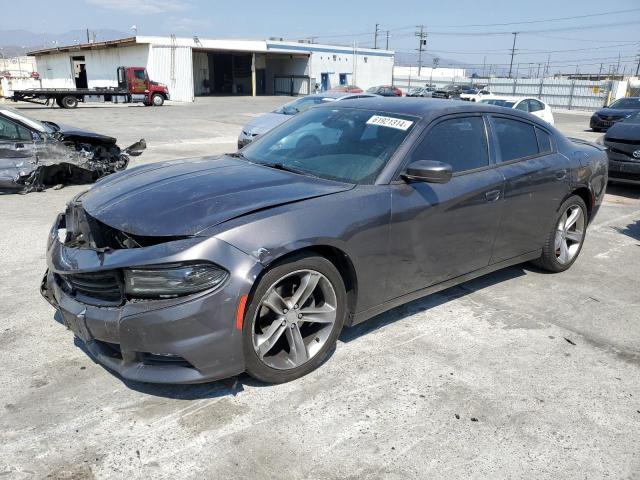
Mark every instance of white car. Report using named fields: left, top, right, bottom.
left=480, top=97, right=554, bottom=125
left=459, top=88, right=493, bottom=102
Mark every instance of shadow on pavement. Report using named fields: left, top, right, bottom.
left=607, top=182, right=640, bottom=199
left=340, top=265, right=528, bottom=343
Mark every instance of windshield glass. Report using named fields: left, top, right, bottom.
left=608, top=98, right=640, bottom=110
left=241, top=107, right=417, bottom=184
left=273, top=96, right=333, bottom=115
left=481, top=99, right=516, bottom=108
left=0, top=106, right=56, bottom=133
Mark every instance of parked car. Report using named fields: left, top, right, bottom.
left=366, top=85, right=402, bottom=97
left=0, top=105, right=144, bottom=193
left=238, top=92, right=378, bottom=148
left=42, top=98, right=607, bottom=384
left=480, top=97, right=555, bottom=125
left=598, top=111, right=640, bottom=184
left=328, top=85, right=363, bottom=93
left=460, top=88, right=493, bottom=102
left=431, top=85, right=460, bottom=99
left=406, top=87, right=425, bottom=97
left=590, top=97, right=640, bottom=132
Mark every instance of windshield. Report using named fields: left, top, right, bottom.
left=608, top=98, right=640, bottom=110
left=241, top=107, right=417, bottom=184
left=273, top=96, right=334, bottom=115
left=481, top=99, right=516, bottom=108
left=0, top=106, right=57, bottom=133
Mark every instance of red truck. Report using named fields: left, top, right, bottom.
left=5, top=66, right=170, bottom=109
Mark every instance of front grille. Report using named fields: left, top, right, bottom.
left=57, top=270, right=124, bottom=306
left=606, top=138, right=640, bottom=146
left=141, top=352, right=195, bottom=368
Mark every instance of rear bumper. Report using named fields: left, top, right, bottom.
left=42, top=228, right=262, bottom=384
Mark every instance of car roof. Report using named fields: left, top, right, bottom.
left=320, top=97, right=550, bottom=125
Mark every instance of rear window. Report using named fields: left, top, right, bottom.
left=535, top=127, right=553, bottom=154
left=492, top=117, right=539, bottom=161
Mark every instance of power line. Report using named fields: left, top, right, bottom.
left=427, top=7, right=640, bottom=28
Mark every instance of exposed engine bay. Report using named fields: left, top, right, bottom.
left=0, top=134, right=145, bottom=194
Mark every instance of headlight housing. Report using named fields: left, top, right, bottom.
left=595, top=135, right=605, bottom=146
left=124, top=263, right=228, bottom=298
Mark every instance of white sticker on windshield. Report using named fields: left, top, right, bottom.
left=366, top=115, right=413, bottom=130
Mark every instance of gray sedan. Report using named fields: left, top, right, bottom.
left=42, top=98, right=607, bottom=384
left=237, top=91, right=378, bottom=148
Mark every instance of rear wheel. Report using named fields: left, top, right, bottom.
left=532, top=195, right=587, bottom=272
left=151, top=94, right=164, bottom=106
left=243, top=254, right=346, bottom=383
left=61, top=96, right=78, bottom=109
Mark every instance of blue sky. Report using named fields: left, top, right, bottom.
left=2, top=0, right=639, bottom=74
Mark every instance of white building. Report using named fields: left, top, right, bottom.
left=28, top=36, right=394, bottom=102
left=393, top=65, right=467, bottom=80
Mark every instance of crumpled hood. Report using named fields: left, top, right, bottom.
left=81, top=156, right=352, bottom=237
left=242, top=112, right=289, bottom=135
left=56, top=123, right=117, bottom=144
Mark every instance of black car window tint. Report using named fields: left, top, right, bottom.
left=535, top=127, right=553, bottom=154
left=493, top=117, right=540, bottom=161
left=410, top=117, right=489, bottom=172
left=529, top=100, right=544, bottom=112
left=515, top=101, right=529, bottom=112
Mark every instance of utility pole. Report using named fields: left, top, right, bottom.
left=385, top=31, right=390, bottom=50
left=635, top=51, right=640, bottom=76
left=86, top=28, right=90, bottom=43
left=507, top=32, right=518, bottom=78
left=374, top=24, right=380, bottom=49
left=415, top=25, right=427, bottom=76
left=616, top=52, right=621, bottom=75
left=598, top=63, right=603, bottom=81
left=536, top=63, right=541, bottom=78
left=482, top=56, right=486, bottom=78
left=544, top=54, right=551, bottom=77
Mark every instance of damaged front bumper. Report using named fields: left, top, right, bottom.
left=41, top=212, right=261, bottom=384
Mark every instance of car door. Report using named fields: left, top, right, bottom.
left=385, top=114, right=505, bottom=300
left=0, top=114, right=36, bottom=160
left=489, top=114, right=571, bottom=263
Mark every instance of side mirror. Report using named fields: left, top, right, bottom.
left=402, top=160, right=453, bottom=184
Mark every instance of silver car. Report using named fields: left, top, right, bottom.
left=237, top=92, right=378, bottom=148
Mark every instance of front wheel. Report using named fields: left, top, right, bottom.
left=151, top=94, right=164, bottom=106
left=532, top=195, right=587, bottom=272
left=243, top=254, right=346, bottom=383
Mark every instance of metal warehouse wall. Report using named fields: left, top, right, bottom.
left=309, top=51, right=393, bottom=91
left=148, top=45, right=194, bottom=102
left=35, top=45, right=151, bottom=89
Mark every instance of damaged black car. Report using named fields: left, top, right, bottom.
left=0, top=105, right=145, bottom=193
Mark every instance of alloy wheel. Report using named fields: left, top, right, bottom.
left=554, top=205, right=585, bottom=265
left=251, top=269, right=338, bottom=370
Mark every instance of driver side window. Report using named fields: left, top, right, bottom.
left=515, top=101, right=529, bottom=112
left=0, top=116, right=32, bottom=141
left=410, top=117, right=489, bottom=173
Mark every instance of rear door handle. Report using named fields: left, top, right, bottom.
left=485, top=189, right=501, bottom=202
left=15, top=143, right=25, bottom=150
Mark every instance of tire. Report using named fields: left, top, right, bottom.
left=61, top=96, right=78, bottom=109
left=55, top=98, right=63, bottom=108
left=243, top=254, right=347, bottom=383
left=532, top=195, right=588, bottom=272
left=151, top=94, right=164, bottom=106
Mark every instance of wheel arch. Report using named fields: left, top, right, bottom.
left=567, top=186, right=594, bottom=221
left=260, top=245, right=359, bottom=326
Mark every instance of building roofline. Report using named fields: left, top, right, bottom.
left=27, top=36, right=138, bottom=56
left=26, top=35, right=395, bottom=57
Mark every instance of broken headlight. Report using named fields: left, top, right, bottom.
left=124, top=263, right=228, bottom=298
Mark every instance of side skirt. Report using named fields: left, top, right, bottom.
left=350, top=250, right=541, bottom=326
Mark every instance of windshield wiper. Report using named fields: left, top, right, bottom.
left=262, top=162, right=318, bottom=178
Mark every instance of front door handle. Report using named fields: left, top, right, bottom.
left=485, top=189, right=501, bottom=202
left=15, top=143, right=25, bottom=150
left=556, top=169, right=567, bottom=180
